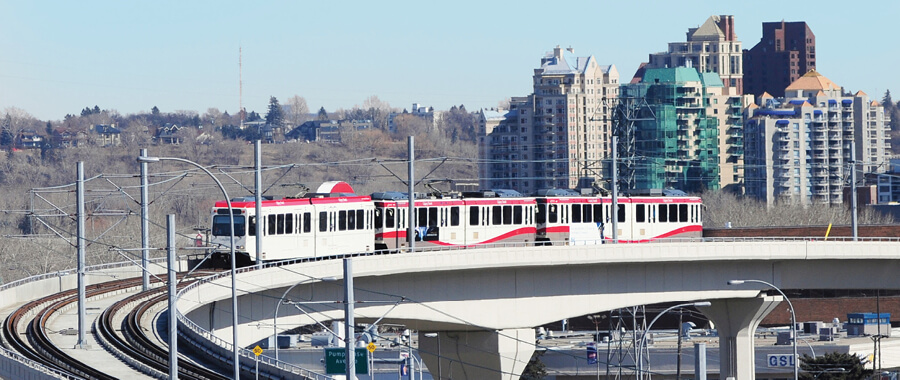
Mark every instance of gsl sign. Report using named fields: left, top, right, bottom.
left=767, top=353, right=797, bottom=368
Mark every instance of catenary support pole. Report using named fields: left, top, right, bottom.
left=611, top=136, right=619, bottom=243
left=76, top=161, right=87, bottom=349
left=851, top=141, right=858, bottom=241
left=255, top=139, right=263, bottom=267
left=344, top=258, right=356, bottom=380
left=140, top=148, right=150, bottom=291
left=408, top=136, right=415, bottom=252
left=167, top=214, right=178, bottom=379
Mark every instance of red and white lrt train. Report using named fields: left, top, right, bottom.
left=209, top=182, right=702, bottom=263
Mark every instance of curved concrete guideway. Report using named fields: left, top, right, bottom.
left=177, top=240, right=900, bottom=380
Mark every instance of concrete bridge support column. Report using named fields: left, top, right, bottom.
left=419, top=328, right=535, bottom=380
left=703, top=296, right=782, bottom=380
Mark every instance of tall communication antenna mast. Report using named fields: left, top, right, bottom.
left=239, top=46, right=244, bottom=129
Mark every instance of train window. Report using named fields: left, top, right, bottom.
left=348, top=210, right=357, bottom=230
left=536, top=205, right=545, bottom=224
left=268, top=215, right=277, bottom=235
left=593, top=205, right=603, bottom=223
left=572, top=204, right=582, bottom=223
left=248, top=216, right=257, bottom=236
left=357, top=210, right=365, bottom=230
left=319, top=212, right=327, bottom=232
left=450, top=207, right=460, bottom=226
left=417, top=208, right=427, bottom=228
left=548, top=204, right=558, bottom=223
left=303, top=212, right=311, bottom=233
left=339, top=210, right=348, bottom=231
left=492, top=206, right=502, bottom=225
left=583, top=205, right=592, bottom=223
left=374, top=209, right=383, bottom=229
left=469, top=206, right=479, bottom=226
left=659, top=205, right=668, bottom=222
left=498, top=205, right=508, bottom=225
left=617, top=204, right=625, bottom=223
left=429, top=207, right=438, bottom=227
left=669, top=205, right=678, bottom=222
left=276, top=214, right=286, bottom=234
left=385, top=209, right=395, bottom=228
left=679, top=204, right=688, bottom=222
left=212, top=215, right=246, bottom=236
left=513, top=206, right=523, bottom=224
left=635, top=204, right=645, bottom=223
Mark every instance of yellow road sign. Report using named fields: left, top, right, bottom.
left=367, top=342, right=376, bottom=353
left=253, top=345, right=263, bottom=356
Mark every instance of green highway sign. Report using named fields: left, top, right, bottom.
left=324, top=347, right=368, bottom=374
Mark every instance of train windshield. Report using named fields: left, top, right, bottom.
left=212, top=215, right=246, bottom=236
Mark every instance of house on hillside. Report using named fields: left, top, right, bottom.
left=53, top=127, right=88, bottom=148
left=285, top=119, right=373, bottom=143
left=15, top=130, right=44, bottom=149
left=93, top=124, right=121, bottom=146
left=155, top=123, right=183, bottom=144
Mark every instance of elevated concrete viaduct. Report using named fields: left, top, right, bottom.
left=175, top=240, right=900, bottom=380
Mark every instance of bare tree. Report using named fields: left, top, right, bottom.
left=286, top=95, right=310, bottom=127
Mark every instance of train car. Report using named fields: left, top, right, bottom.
left=209, top=181, right=374, bottom=262
left=372, top=190, right=536, bottom=250
left=535, top=189, right=702, bottom=244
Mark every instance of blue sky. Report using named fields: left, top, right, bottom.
left=1, top=1, right=897, bottom=121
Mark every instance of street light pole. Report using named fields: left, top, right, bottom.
left=729, top=279, right=798, bottom=380
left=273, top=276, right=336, bottom=361
left=638, top=302, right=711, bottom=380
left=137, top=154, right=240, bottom=380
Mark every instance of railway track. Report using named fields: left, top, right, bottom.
left=95, top=277, right=229, bottom=380
left=2, top=277, right=141, bottom=379
left=1, top=272, right=230, bottom=380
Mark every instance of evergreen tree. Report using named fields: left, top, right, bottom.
left=151, top=106, right=160, bottom=115
left=265, top=96, right=285, bottom=127
left=882, top=90, right=893, bottom=111
left=521, top=351, right=548, bottom=380
left=317, top=107, right=329, bottom=121
left=0, top=115, right=13, bottom=148
left=799, top=352, right=872, bottom=380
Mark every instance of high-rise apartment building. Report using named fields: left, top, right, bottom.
left=644, top=15, right=743, bottom=96
left=744, top=70, right=891, bottom=205
left=477, top=46, right=619, bottom=194
left=622, top=67, right=727, bottom=192
left=637, top=15, right=745, bottom=191
left=743, top=21, right=816, bottom=98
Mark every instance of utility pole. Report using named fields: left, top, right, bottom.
left=167, top=214, right=178, bottom=380
left=255, top=140, right=263, bottom=268
left=850, top=141, right=858, bottom=241
left=344, top=259, right=356, bottom=380
left=408, top=136, right=415, bottom=252
left=76, top=162, right=87, bottom=349
left=140, top=149, right=150, bottom=291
